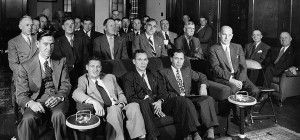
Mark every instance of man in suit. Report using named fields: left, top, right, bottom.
left=93, top=18, right=128, bottom=60
left=111, top=10, right=119, bottom=20
left=125, top=18, right=143, bottom=58
left=77, top=16, right=103, bottom=56
left=8, top=15, right=38, bottom=84
left=74, top=16, right=82, bottom=32
left=72, top=57, right=146, bottom=140
left=194, top=16, right=213, bottom=59
left=119, top=17, right=131, bottom=37
left=32, top=17, right=40, bottom=37
left=16, top=30, right=71, bottom=140
left=175, top=21, right=203, bottom=59
left=159, top=49, right=219, bottom=139
left=133, top=18, right=167, bottom=58
left=209, top=26, right=260, bottom=125
left=244, top=30, right=270, bottom=84
left=122, top=49, right=201, bottom=140
left=263, top=32, right=296, bottom=87
left=155, top=19, right=178, bottom=55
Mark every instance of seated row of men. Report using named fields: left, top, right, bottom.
left=15, top=30, right=218, bottom=140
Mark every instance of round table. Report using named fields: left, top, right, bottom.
left=66, top=113, right=100, bottom=131
left=228, top=92, right=257, bottom=139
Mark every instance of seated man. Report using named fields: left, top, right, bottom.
left=244, top=30, right=270, bottom=84
left=16, top=30, right=71, bottom=140
left=122, top=49, right=201, bottom=140
left=155, top=19, right=178, bottom=54
left=209, top=26, right=260, bottom=125
left=72, top=57, right=146, bottom=140
left=132, top=18, right=167, bottom=57
left=263, top=32, right=296, bottom=87
left=159, top=49, right=219, bottom=139
left=175, top=21, right=203, bottom=59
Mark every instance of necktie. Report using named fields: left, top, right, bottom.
left=250, top=43, right=256, bottom=58
left=176, top=69, right=185, bottom=95
left=224, top=46, right=234, bottom=73
left=86, top=31, right=90, bottom=38
left=148, top=37, right=156, bottom=56
left=108, top=36, right=114, bottom=59
left=44, top=60, right=52, bottom=78
left=95, top=81, right=112, bottom=107
left=27, top=35, right=31, bottom=46
left=135, top=32, right=139, bottom=36
left=274, top=47, right=285, bottom=64
left=142, top=73, right=150, bottom=90
left=164, top=32, right=170, bottom=41
left=70, top=38, right=74, bottom=47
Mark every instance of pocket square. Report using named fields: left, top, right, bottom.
left=257, top=50, right=263, bottom=53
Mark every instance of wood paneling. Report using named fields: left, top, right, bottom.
left=72, top=0, right=94, bottom=21
left=1, top=0, right=27, bottom=28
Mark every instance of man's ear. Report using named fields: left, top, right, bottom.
left=132, top=59, right=136, bottom=65
left=36, top=41, right=40, bottom=48
left=62, top=25, right=65, bottom=31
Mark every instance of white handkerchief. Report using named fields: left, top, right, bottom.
left=257, top=50, right=263, bottom=53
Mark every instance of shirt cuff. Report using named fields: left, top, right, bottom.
left=25, top=100, right=34, bottom=108
left=84, top=97, right=93, bottom=104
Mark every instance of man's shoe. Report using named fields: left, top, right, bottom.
left=193, top=132, right=202, bottom=140
left=184, top=135, right=192, bottom=140
left=257, top=94, right=268, bottom=103
left=245, top=115, right=252, bottom=126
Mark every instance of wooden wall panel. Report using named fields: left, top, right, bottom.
left=72, top=0, right=94, bottom=21
left=291, top=0, right=300, bottom=41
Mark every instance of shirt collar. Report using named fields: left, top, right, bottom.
left=21, top=33, right=31, bottom=41
left=106, top=34, right=114, bottom=40
left=221, top=43, right=230, bottom=50
left=162, top=30, right=169, bottom=35
left=65, top=35, right=74, bottom=42
left=38, top=53, right=51, bottom=67
left=184, top=35, right=192, bottom=41
left=145, top=33, right=153, bottom=40
left=171, top=65, right=180, bottom=73
left=136, top=69, right=146, bottom=77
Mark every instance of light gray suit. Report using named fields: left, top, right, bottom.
left=8, top=34, right=38, bottom=81
left=72, top=73, right=146, bottom=140
left=155, top=30, right=178, bottom=49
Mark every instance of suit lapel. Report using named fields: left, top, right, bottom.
left=30, top=56, right=42, bottom=89
left=216, top=45, right=231, bottom=70
left=141, top=34, right=153, bottom=56
left=114, top=37, right=120, bottom=58
left=51, top=59, right=63, bottom=89
left=146, top=71, right=156, bottom=91
left=103, top=36, right=113, bottom=59
left=29, top=36, right=38, bottom=58
left=166, top=68, right=181, bottom=94
left=181, top=68, right=190, bottom=94
left=134, top=71, right=149, bottom=90
left=17, top=35, right=31, bottom=51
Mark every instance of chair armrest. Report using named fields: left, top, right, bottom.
left=284, top=70, right=300, bottom=77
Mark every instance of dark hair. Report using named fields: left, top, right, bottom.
left=19, top=15, right=32, bottom=24
left=83, top=16, right=93, bottom=23
left=37, top=30, right=54, bottom=41
left=146, top=18, right=157, bottom=24
left=62, top=16, right=74, bottom=24
left=143, top=15, right=150, bottom=19
left=112, top=10, right=119, bottom=13
left=103, top=18, right=114, bottom=26
left=160, top=19, right=168, bottom=25
left=39, top=14, right=49, bottom=21
left=114, top=18, right=121, bottom=22
left=33, top=17, right=40, bottom=22
left=86, top=56, right=102, bottom=65
left=170, top=49, right=184, bottom=57
left=133, top=49, right=147, bottom=59
left=133, top=18, right=141, bottom=22
left=74, top=16, right=82, bottom=21
left=199, top=15, right=208, bottom=20
left=122, top=17, right=129, bottom=21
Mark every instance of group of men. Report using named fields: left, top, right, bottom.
left=7, top=11, right=299, bottom=140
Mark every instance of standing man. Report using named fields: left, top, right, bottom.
left=32, top=17, right=40, bottom=36
left=122, top=49, right=201, bottom=140
left=155, top=19, right=178, bottom=54
left=74, top=16, right=82, bottom=32
left=133, top=18, right=167, bottom=57
left=194, top=16, right=212, bottom=59
left=263, top=32, right=296, bottom=87
left=244, top=30, right=270, bottom=84
left=72, top=57, right=146, bottom=140
left=120, top=17, right=131, bottom=37
left=79, top=16, right=103, bottom=56
left=159, top=49, right=219, bottom=139
left=8, top=15, right=38, bottom=85
left=93, top=18, right=128, bottom=60
left=16, top=30, right=71, bottom=140
left=175, top=21, right=203, bottom=59
left=209, top=26, right=260, bottom=125
left=112, top=10, right=119, bottom=19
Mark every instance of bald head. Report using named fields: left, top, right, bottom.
left=219, top=26, right=233, bottom=45
left=280, top=32, right=292, bottom=47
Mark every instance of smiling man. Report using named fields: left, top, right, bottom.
left=133, top=18, right=167, bottom=57
left=16, top=30, right=71, bottom=140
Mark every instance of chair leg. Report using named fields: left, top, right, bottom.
left=269, top=93, right=277, bottom=123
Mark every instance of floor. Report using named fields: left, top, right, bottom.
left=1, top=95, right=299, bottom=140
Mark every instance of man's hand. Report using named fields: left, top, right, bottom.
left=90, top=99, right=105, bottom=116
left=45, top=96, right=61, bottom=108
left=152, top=100, right=166, bottom=117
left=229, top=78, right=243, bottom=89
left=199, top=84, right=208, bottom=96
left=117, top=103, right=124, bottom=109
left=288, top=66, right=298, bottom=75
left=28, top=101, right=45, bottom=113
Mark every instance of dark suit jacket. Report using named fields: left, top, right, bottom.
left=122, top=69, right=168, bottom=103
left=8, top=34, right=38, bottom=80
left=264, top=45, right=296, bottom=70
left=159, top=67, right=209, bottom=97
left=175, top=35, right=203, bottom=58
left=155, top=30, right=178, bottom=49
left=53, top=34, right=89, bottom=70
left=93, top=35, right=128, bottom=60
left=194, top=25, right=212, bottom=44
left=132, top=33, right=168, bottom=57
left=209, top=43, right=247, bottom=81
left=244, top=42, right=270, bottom=63
left=16, top=55, right=71, bottom=108
left=75, top=30, right=103, bottom=56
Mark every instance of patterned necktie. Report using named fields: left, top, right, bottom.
left=70, top=38, right=74, bottom=47
left=165, top=32, right=170, bottom=41
left=142, top=73, right=150, bottom=90
left=176, top=69, right=185, bottom=95
left=274, top=47, right=286, bottom=64
left=224, top=46, right=234, bottom=73
left=44, top=60, right=52, bottom=78
left=148, top=37, right=156, bottom=56
left=95, top=81, right=112, bottom=107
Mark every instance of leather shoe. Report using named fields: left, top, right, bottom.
left=245, top=115, right=252, bottom=126
left=257, top=94, right=268, bottom=103
left=193, top=132, right=202, bottom=140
